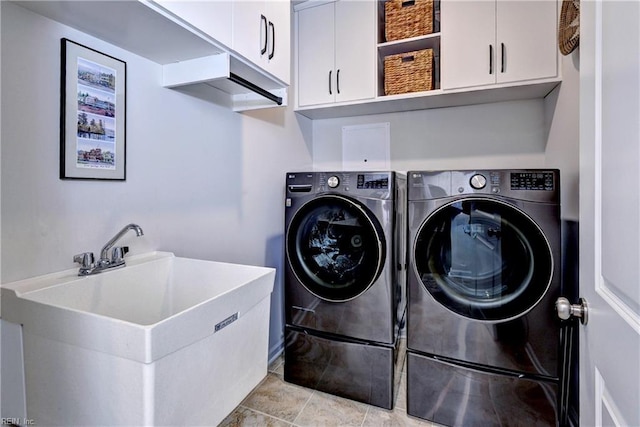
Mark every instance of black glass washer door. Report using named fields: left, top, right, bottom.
left=414, top=198, right=553, bottom=321
left=287, top=195, right=385, bottom=302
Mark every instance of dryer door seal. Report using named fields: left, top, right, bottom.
left=286, top=195, right=386, bottom=302
left=413, top=197, right=553, bottom=322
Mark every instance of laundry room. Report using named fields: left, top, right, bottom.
left=1, top=0, right=637, bottom=426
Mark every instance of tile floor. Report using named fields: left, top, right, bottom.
left=220, top=340, right=440, bottom=427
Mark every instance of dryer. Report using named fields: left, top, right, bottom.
left=283, top=171, right=406, bottom=409
left=406, top=170, right=563, bottom=426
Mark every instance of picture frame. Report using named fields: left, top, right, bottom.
left=60, top=38, right=126, bottom=180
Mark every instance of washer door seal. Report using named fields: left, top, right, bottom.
left=414, top=197, right=553, bottom=321
left=287, top=195, right=386, bottom=302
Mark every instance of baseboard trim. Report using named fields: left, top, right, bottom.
left=268, top=338, right=284, bottom=365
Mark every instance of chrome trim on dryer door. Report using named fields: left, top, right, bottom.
left=412, top=196, right=554, bottom=323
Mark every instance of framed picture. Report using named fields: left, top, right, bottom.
left=60, top=38, right=126, bottom=180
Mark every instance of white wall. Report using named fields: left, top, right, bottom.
left=545, top=49, right=580, bottom=221
left=313, top=99, right=547, bottom=169
left=0, top=0, right=311, bottom=371
left=0, top=0, right=3, bottom=418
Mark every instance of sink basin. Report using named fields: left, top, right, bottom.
left=2, top=251, right=275, bottom=362
left=1, top=251, right=276, bottom=426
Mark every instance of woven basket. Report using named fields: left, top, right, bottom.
left=384, top=49, right=433, bottom=95
left=385, top=0, right=433, bottom=42
left=558, top=0, right=580, bottom=55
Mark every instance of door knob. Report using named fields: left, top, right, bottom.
left=556, top=297, right=589, bottom=325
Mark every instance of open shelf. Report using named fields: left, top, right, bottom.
left=377, top=0, right=441, bottom=97
left=295, top=78, right=561, bottom=119
left=378, top=33, right=440, bottom=57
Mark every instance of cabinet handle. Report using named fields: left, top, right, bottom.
left=501, top=43, right=506, bottom=73
left=336, top=69, right=340, bottom=94
left=260, top=15, right=268, bottom=55
left=268, top=21, right=275, bottom=60
left=329, top=70, right=332, bottom=95
left=489, top=45, right=493, bottom=74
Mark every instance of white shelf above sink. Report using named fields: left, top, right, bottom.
left=162, top=53, right=287, bottom=111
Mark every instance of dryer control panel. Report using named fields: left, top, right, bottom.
left=408, top=169, right=559, bottom=203
left=510, top=172, right=555, bottom=191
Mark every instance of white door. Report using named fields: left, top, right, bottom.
left=440, top=0, right=496, bottom=90
left=232, top=0, right=290, bottom=84
left=297, top=2, right=335, bottom=107
left=496, top=0, right=557, bottom=84
left=264, top=0, right=291, bottom=85
left=334, top=0, right=375, bottom=103
left=579, top=1, right=640, bottom=426
left=232, top=1, right=266, bottom=67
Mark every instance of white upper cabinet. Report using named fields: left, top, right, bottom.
left=154, top=1, right=233, bottom=48
left=233, top=0, right=291, bottom=85
left=335, top=1, right=376, bottom=103
left=158, top=0, right=291, bottom=85
left=440, top=0, right=495, bottom=89
left=297, top=2, right=335, bottom=107
left=441, top=0, right=558, bottom=90
left=291, top=0, right=561, bottom=118
left=15, top=0, right=289, bottom=111
left=265, top=0, right=292, bottom=84
left=296, top=0, right=376, bottom=108
left=495, top=1, right=557, bottom=83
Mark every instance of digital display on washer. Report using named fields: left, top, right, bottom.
left=357, top=174, right=389, bottom=189
left=510, top=172, right=554, bottom=191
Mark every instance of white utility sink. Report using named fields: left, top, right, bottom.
left=1, top=251, right=276, bottom=426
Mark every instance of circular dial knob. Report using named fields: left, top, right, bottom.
left=327, top=176, right=340, bottom=188
left=470, top=174, right=487, bottom=190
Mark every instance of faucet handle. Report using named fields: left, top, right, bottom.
left=111, top=246, right=129, bottom=263
left=73, top=252, right=94, bottom=268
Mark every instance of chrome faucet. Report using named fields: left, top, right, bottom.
left=74, top=223, right=144, bottom=276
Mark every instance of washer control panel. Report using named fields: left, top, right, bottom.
left=286, top=172, right=394, bottom=197
left=357, top=173, right=389, bottom=189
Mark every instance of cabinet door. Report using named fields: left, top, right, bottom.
left=334, top=0, right=375, bottom=103
left=297, top=2, right=336, bottom=107
left=264, top=0, right=291, bottom=85
left=233, top=1, right=267, bottom=68
left=496, top=1, right=557, bottom=84
left=441, top=0, right=496, bottom=90
left=155, top=1, right=233, bottom=47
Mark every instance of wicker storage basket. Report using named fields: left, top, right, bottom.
left=385, top=0, right=434, bottom=42
left=384, top=49, right=433, bottom=95
left=558, top=0, right=580, bottom=55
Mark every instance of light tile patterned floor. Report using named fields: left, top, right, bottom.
left=220, top=342, right=438, bottom=427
